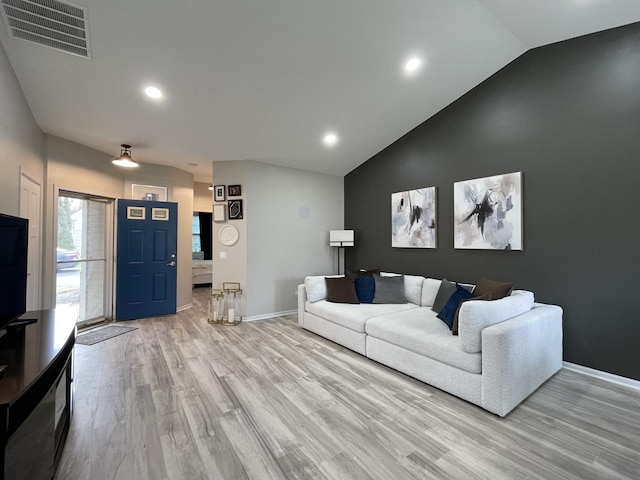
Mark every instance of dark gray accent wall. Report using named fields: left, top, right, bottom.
left=344, top=23, right=640, bottom=381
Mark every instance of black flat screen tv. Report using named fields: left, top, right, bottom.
left=0, top=213, right=28, bottom=330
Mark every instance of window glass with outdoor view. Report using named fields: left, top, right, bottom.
left=57, top=194, right=109, bottom=323
left=193, top=213, right=201, bottom=253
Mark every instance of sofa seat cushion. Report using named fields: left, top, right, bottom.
left=365, top=308, right=481, bottom=374
left=305, top=300, right=419, bottom=333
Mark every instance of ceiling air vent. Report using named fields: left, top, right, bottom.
left=1, top=0, right=91, bottom=58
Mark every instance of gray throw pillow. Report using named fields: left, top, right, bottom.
left=431, top=278, right=472, bottom=313
left=372, top=274, right=406, bottom=304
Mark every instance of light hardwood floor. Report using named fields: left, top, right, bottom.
left=56, top=288, right=640, bottom=480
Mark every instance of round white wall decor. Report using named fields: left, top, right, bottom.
left=218, top=224, right=239, bottom=246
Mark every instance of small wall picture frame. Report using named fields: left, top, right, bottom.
left=214, top=185, right=226, bottom=202
left=152, top=208, right=169, bottom=221
left=132, top=184, right=167, bottom=202
left=228, top=199, right=243, bottom=220
left=213, top=204, right=226, bottom=222
left=228, top=184, right=242, bottom=197
left=127, top=206, right=145, bottom=220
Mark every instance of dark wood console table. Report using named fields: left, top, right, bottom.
left=0, top=307, right=76, bottom=480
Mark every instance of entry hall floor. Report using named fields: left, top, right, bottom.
left=57, top=288, right=640, bottom=480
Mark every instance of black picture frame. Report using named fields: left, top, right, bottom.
left=228, top=199, right=243, bottom=220
left=228, top=184, right=242, bottom=197
left=214, top=185, right=225, bottom=202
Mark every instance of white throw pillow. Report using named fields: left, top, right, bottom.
left=458, top=290, right=534, bottom=353
left=421, top=278, right=442, bottom=307
left=304, top=275, right=342, bottom=303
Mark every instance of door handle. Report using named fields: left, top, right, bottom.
left=167, top=261, right=176, bottom=267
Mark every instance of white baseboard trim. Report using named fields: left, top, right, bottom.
left=245, top=310, right=297, bottom=322
left=563, top=361, right=640, bottom=391
left=177, top=304, right=192, bottom=313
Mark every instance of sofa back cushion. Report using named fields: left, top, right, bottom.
left=458, top=290, right=534, bottom=353
left=421, top=278, right=441, bottom=307
left=403, top=275, right=425, bottom=305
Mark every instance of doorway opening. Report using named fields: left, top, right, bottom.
left=56, top=191, right=114, bottom=325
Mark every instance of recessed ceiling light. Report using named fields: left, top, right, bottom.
left=323, top=132, right=338, bottom=147
left=144, top=86, right=163, bottom=99
left=404, top=57, right=422, bottom=74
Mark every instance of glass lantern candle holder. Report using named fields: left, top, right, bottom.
left=222, top=282, right=244, bottom=326
left=208, top=289, right=225, bottom=324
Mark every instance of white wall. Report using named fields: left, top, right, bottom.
left=3, top=38, right=342, bottom=319
left=211, top=161, right=247, bottom=293
left=0, top=42, right=45, bottom=309
left=124, top=163, right=194, bottom=311
left=212, top=160, right=343, bottom=319
left=193, top=182, right=213, bottom=212
left=245, top=161, right=343, bottom=317
left=46, top=137, right=194, bottom=312
left=44, top=135, right=125, bottom=308
left=169, top=169, right=195, bottom=311
left=0, top=42, right=44, bottom=215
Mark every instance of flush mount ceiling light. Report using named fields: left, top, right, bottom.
left=404, top=57, right=423, bottom=74
left=323, top=132, right=338, bottom=147
left=112, top=144, right=139, bottom=168
left=208, top=185, right=213, bottom=190
left=144, top=86, right=163, bottom=99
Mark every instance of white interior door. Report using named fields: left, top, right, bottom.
left=20, top=172, right=41, bottom=311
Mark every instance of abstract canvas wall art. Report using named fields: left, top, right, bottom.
left=391, top=187, right=437, bottom=248
left=454, top=171, right=522, bottom=250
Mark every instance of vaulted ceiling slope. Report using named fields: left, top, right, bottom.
left=1, top=0, right=640, bottom=181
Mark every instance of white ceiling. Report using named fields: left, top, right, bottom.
left=1, top=0, right=640, bottom=182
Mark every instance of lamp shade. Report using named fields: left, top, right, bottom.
left=329, top=230, right=355, bottom=247
left=112, top=144, right=139, bottom=168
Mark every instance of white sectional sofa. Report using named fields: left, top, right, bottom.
left=297, top=275, right=563, bottom=417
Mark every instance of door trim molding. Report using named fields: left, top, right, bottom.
left=54, top=186, right=115, bottom=322
left=19, top=168, right=42, bottom=310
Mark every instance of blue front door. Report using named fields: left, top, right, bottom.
left=115, top=200, right=178, bottom=320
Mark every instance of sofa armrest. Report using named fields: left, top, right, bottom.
left=297, top=284, right=307, bottom=327
left=481, top=304, right=563, bottom=417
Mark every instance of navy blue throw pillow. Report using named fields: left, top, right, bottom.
left=437, top=283, right=474, bottom=330
left=354, top=276, right=375, bottom=303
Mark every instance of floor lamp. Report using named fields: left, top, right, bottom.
left=329, top=230, right=354, bottom=275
